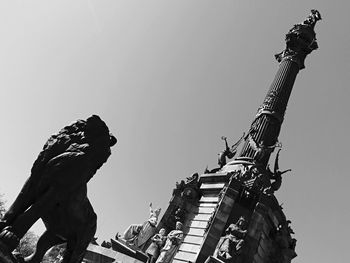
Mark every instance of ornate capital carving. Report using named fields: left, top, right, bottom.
left=275, top=10, right=321, bottom=69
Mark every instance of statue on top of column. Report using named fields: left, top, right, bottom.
left=303, top=9, right=322, bottom=28
left=275, top=9, right=322, bottom=69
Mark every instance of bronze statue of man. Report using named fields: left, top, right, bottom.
left=216, top=217, right=248, bottom=261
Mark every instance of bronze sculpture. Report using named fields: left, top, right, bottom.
left=218, top=134, right=244, bottom=168
left=0, top=115, right=117, bottom=263
left=266, top=149, right=292, bottom=193
left=216, top=217, right=247, bottom=261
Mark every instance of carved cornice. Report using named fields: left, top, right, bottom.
left=275, top=10, right=321, bottom=69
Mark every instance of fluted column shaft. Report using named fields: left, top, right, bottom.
left=239, top=59, right=299, bottom=166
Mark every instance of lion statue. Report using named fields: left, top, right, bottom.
left=0, top=115, right=117, bottom=263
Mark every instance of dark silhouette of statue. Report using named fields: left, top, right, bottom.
left=218, top=134, right=245, bottom=168
left=266, top=149, right=291, bottom=194
left=0, top=115, right=117, bottom=263
left=216, top=217, right=247, bottom=261
left=247, top=134, right=281, bottom=163
left=303, top=9, right=321, bottom=28
left=173, top=173, right=200, bottom=201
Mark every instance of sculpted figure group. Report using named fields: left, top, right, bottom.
left=121, top=205, right=184, bottom=263
left=153, top=222, right=183, bottom=263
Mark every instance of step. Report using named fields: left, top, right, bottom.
left=188, top=206, right=215, bottom=215
left=183, top=228, right=206, bottom=237
left=198, top=203, right=217, bottom=208
left=172, top=259, right=189, bottom=263
left=183, top=235, right=204, bottom=245
left=198, top=206, right=215, bottom=214
left=179, top=243, right=201, bottom=254
left=199, top=196, right=219, bottom=203
left=200, top=183, right=225, bottom=195
left=188, top=213, right=212, bottom=222
left=187, top=220, right=208, bottom=229
left=199, top=173, right=229, bottom=184
left=201, top=192, right=221, bottom=198
left=174, top=251, right=197, bottom=262
left=200, top=182, right=226, bottom=190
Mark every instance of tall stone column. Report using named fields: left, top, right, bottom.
left=239, top=10, right=321, bottom=167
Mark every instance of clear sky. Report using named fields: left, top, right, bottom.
left=0, top=1, right=349, bottom=262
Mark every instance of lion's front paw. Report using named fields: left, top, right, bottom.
left=0, top=226, right=20, bottom=251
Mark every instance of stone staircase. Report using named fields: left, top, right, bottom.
left=172, top=172, right=230, bottom=263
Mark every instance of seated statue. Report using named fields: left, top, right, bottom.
left=0, top=115, right=117, bottom=263
left=123, top=203, right=161, bottom=250
left=216, top=217, right=247, bottom=261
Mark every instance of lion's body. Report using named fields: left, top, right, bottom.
left=0, top=115, right=116, bottom=263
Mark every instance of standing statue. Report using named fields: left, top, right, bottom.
left=145, top=228, right=167, bottom=263
left=216, top=217, right=247, bottom=261
left=123, top=203, right=161, bottom=250
left=265, top=149, right=291, bottom=194
left=0, top=115, right=117, bottom=263
left=303, top=9, right=322, bottom=28
left=156, top=222, right=183, bottom=263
